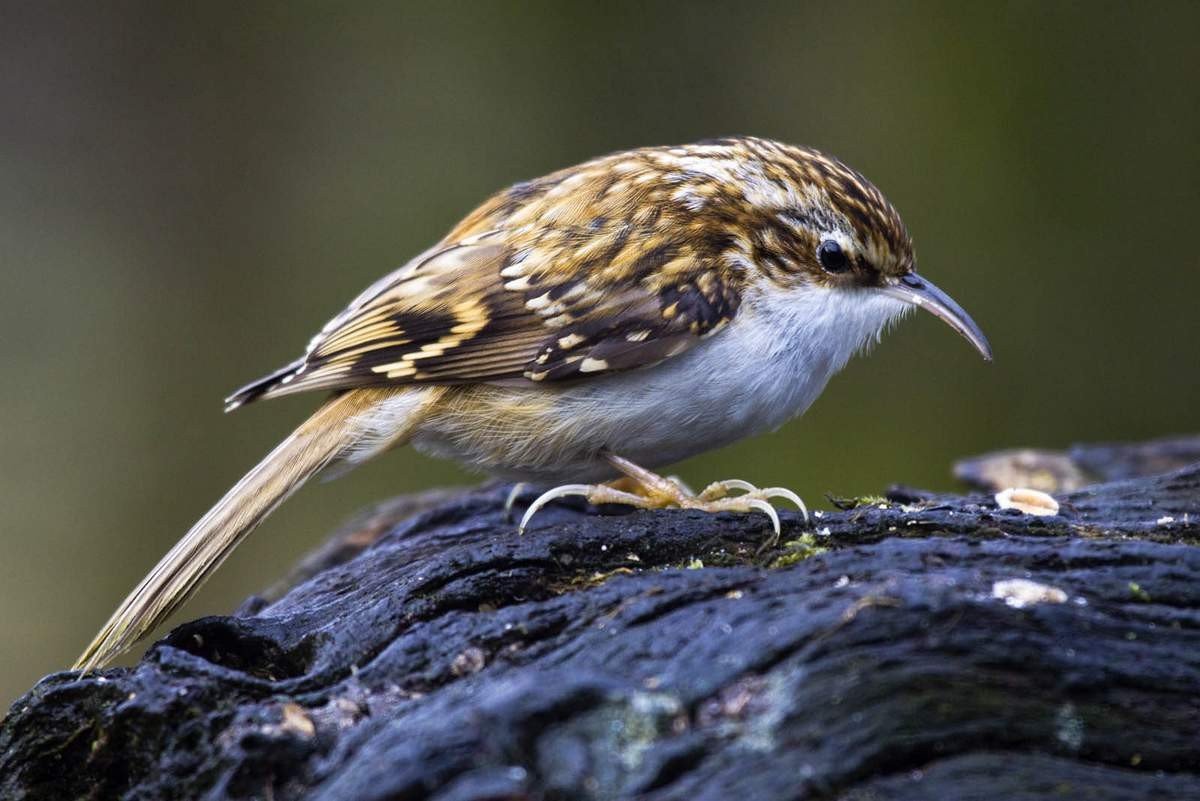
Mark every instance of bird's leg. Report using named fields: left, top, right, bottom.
left=518, top=451, right=807, bottom=535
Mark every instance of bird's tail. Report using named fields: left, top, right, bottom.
left=73, top=387, right=428, bottom=672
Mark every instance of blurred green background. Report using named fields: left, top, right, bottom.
left=1, top=1, right=1197, bottom=707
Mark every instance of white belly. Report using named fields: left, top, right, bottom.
left=407, top=285, right=907, bottom=482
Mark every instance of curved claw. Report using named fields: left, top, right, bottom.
left=758, top=487, right=809, bottom=523
left=503, top=482, right=530, bottom=523
left=698, top=481, right=809, bottom=525
left=740, top=498, right=781, bottom=536
left=518, top=484, right=593, bottom=534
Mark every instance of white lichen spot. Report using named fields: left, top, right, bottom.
left=450, top=646, right=487, bottom=677
left=1055, top=702, right=1084, bottom=751
left=992, top=578, right=1068, bottom=609
left=995, top=487, right=1060, bottom=516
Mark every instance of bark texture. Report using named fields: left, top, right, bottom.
left=2, top=439, right=1199, bottom=800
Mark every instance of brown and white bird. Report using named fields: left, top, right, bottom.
left=75, top=136, right=991, bottom=671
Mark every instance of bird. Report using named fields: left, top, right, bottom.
left=74, top=136, right=991, bottom=672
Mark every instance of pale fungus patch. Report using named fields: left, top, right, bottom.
left=994, top=487, right=1060, bottom=516
left=279, top=702, right=316, bottom=738
left=992, top=578, right=1068, bottom=609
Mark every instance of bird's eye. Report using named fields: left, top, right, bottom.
left=817, top=239, right=850, bottom=273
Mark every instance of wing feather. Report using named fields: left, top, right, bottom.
left=226, top=151, right=748, bottom=410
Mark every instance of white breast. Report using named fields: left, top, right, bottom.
left=579, top=284, right=909, bottom=464
left=408, top=284, right=909, bottom=482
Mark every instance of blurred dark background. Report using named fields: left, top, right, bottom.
left=1, top=1, right=1197, bottom=707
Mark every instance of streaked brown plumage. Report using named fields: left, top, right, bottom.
left=76, top=136, right=991, bottom=671
left=226, top=137, right=912, bottom=406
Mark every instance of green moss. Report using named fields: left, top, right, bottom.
left=550, top=566, right=638, bottom=594
left=827, top=494, right=890, bottom=511
left=768, top=533, right=830, bottom=568
left=1128, top=581, right=1153, bottom=603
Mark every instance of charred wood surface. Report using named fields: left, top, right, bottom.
left=2, top=439, right=1199, bottom=800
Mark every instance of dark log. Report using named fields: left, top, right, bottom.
left=952, top=433, right=1200, bottom=493
left=2, top=439, right=1199, bottom=800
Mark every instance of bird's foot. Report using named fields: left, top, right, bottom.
left=517, top=452, right=807, bottom=536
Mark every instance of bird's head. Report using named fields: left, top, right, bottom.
left=685, top=137, right=993, bottom=360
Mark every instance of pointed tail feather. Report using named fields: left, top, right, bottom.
left=223, top=357, right=306, bottom=412
left=73, top=387, right=417, bottom=672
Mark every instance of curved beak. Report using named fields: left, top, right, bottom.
left=882, top=273, right=992, bottom=361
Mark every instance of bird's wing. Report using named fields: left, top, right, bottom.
left=225, top=224, right=744, bottom=409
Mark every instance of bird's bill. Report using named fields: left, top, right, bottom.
left=882, top=273, right=993, bottom=361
